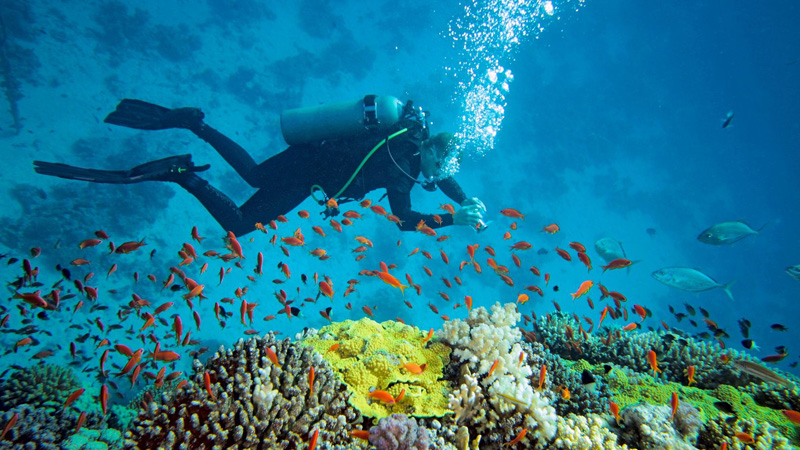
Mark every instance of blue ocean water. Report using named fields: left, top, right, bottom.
left=0, top=0, right=798, bottom=438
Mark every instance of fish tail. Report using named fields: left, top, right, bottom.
left=721, top=281, right=735, bottom=301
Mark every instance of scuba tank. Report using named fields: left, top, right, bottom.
left=280, top=95, right=405, bottom=146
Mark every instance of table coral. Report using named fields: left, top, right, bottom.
left=301, top=318, right=452, bottom=419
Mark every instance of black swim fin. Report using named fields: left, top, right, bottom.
left=33, top=154, right=209, bottom=184
left=104, top=99, right=204, bottom=131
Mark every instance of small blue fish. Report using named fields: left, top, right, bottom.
left=722, top=110, right=734, bottom=128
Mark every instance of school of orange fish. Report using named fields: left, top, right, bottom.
left=1, top=200, right=799, bottom=447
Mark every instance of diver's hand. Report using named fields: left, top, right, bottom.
left=461, top=197, right=487, bottom=215
left=453, top=203, right=485, bottom=227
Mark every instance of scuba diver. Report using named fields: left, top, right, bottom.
left=33, top=96, right=486, bottom=236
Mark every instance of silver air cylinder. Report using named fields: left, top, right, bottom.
left=280, top=95, right=403, bottom=146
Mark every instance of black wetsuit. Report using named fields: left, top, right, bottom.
left=179, top=119, right=467, bottom=235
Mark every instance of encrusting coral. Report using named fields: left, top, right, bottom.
left=124, top=334, right=360, bottom=448
left=301, top=318, right=452, bottom=419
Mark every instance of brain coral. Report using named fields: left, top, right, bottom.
left=301, top=318, right=452, bottom=419
left=125, top=334, right=360, bottom=448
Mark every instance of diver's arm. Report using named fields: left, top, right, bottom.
left=387, top=190, right=454, bottom=231
left=436, top=177, right=468, bottom=205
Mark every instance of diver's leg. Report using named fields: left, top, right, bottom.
left=177, top=173, right=309, bottom=236
left=177, top=174, right=253, bottom=236
left=189, top=122, right=263, bottom=188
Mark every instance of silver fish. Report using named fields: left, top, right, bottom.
left=594, top=237, right=626, bottom=263
left=787, top=264, right=800, bottom=282
left=734, top=360, right=795, bottom=388
left=651, top=267, right=734, bottom=301
left=697, top=220, right=763, bottom=246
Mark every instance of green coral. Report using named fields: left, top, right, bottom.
left=302, top=318, right=451, bottom=419
left=0, top=363, right=80, bottom=411
left=602, top=363, right=798, bottom=441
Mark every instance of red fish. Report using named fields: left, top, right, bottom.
left=601, top=258, right=632, bottom=272
left=100, top=384, right=108, bottom=415
left=541, top=223, right=559, bottom=234
left=115, top=238, right=146, bottom=254
left=555, top=247, right=571, bottom=261
left=308, top=429, right=319, bottom=450
left=1, top=412, right=18, bottom=440
left=670, top=392, right=679, bottom=419
left=204, top=371, right=215, bottom=399
left=500, top=208, right=525, bottom=219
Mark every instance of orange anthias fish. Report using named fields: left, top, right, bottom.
left=0, top=412, right=18, bottom=441
left=500, top=208, right=525, bottom=219
left=376, top=264, right=407, bottom=295
left=367, top=390, right=395, bottom=404
left=541, top=223, right=559, bottom=234
left=647, top=350, right=661, bottom=375
left=571, top=280, right=593, bottom=301
left=505, top=428, right=528, bottom=446
left=538, top=365, right=546, bottom=390
left=610, top=401, right=621, bottom=424
left=308, top=429, right=319, bottom=450
left=782, top=409, right=800, bottom=425
left=670, top=392, right=679, bottom=419
left=421, top=328, right=434, bottom=344
left=601, top=258, right=632, bottom=272
left=488, top=359, right=499, bottom=377
left=402, top=362, right=428, bottom=375
left=685, top=365, right=696, bottom=386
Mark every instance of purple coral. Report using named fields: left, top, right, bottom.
left=369, top=413, right=430, bottom=450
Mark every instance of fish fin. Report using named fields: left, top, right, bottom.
left=721, top=281, right=735, bottom=301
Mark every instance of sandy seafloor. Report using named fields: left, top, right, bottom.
left=0, top=1, right=799, bottom=449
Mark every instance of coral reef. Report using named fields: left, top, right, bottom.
left=440, top=302, right=558, bottom=448
left=0, top=404, right=102, bottom=450
left=552, top=413, right=628, bottom=449
left=0, top=363, right=80, bottom=411
left=62, top=428, right=123, bottom=450
left=301, top=318, right=452, bottom=419
left=697, top=416, right=794, bottom=450
left=532, top=311, right=799, bottom=391
left=369, top=413, right=430, bottom=450
left=125, top=334, right=360, bottom=448
left=618, top=402, right=701, bottom=450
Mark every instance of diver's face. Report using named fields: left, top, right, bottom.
left=420, top=142, right=441, bottom=180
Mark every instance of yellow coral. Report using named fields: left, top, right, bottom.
left=302, top=318, right=452, bottom=419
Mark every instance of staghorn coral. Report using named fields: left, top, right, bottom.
left=369, top=413, right=430, bottom=450
left=440, top=302, right=558, bottom=448
left=124, top=334, right=360, bottom=448
left=618, top=402, right=701, bottom=450
left=552, top=413, right=628, bottom=449
left=301, top=318, right=452, bottom=419
left=0, top=363, right=80, bottom=411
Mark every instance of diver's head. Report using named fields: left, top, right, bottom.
left=420, top=132, right=457, bottom=180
